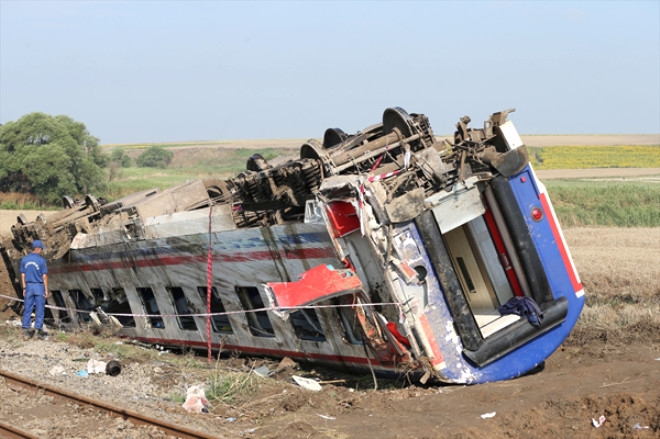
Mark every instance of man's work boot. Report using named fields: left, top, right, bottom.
left=22, top=328, right=35, bottom=338
left=37, top=329, right=48, bottom=340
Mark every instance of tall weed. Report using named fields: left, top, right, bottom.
left=547, top=181, right=660, bottom=227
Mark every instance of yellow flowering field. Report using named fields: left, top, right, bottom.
left=529, top=145, right=660, bottom=169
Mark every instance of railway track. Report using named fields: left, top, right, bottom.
left=0, top=369, right=220, bottom=439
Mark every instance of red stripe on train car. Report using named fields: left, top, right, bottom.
left=50, top=247, right=337, bottom=274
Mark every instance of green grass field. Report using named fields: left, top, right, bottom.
left=545, top=181, right=659, bottom=227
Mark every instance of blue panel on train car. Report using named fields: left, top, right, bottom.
left=507, top=167, right=576, bottom=301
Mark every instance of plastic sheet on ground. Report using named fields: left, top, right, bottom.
left=592, top=415, right=606, bottom=428
left=87, top=359, right=107, bottom=374
left=182, top=385, right=209, bottom=413
left=49, top=365, right=66, bottom=376
left=633, top=422, right=650, bottom=430
left=292, top=375, right=322, bottom=391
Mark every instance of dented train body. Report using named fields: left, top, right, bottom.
left=1, top=107, right=584, bottom=384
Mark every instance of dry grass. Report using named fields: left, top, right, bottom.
left=564, top=228, right=660, bottom=341
left=0, top=192, right=40, bottom=206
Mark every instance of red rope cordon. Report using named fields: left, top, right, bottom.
left=0, top=293, right=402, bottom=318
left=206, top=204, right=213, bottom=364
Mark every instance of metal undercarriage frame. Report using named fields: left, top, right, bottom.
left=3, top=107, right=527, bottom=262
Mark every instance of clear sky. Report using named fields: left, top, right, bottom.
left=1, top=1, right=659, bottom=145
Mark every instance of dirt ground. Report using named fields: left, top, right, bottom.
left=535, top=168, right=660, bottom=181
left=0, top=165, right=659, bottom=438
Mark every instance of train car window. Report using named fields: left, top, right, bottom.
left=68, top=289, right=94, bottom=323
left=334, top=298, right=362, bottom=345
left=90, top=288, right=105, bottom=304
left=290, top=309, right=326, bottom=342
left=50, top=290, right=71, bottom=323
left=137, top=287, right=165, bottom=329
left=197, top=287, right=233, bottom=333
left=101, top=288, right=136, bottom=327
left=166, top=287, right=197, bottom=331
left=235, top=286, right=275, bottom=337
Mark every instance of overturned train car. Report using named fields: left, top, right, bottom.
left=1, top=107, right=584, bottom=384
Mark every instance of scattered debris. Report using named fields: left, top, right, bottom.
left=253, top=365, right=271, bottom=377
left=632, top=422, right=650, bottom=430
left=592, top=415, right=606, bottom=428
left=87, top=359, right=107, bottom=374
left=274, top=357, right=297, bottom=374
left=251, top=358, right=300, bottom=381
left=182, top=384, right=209, bottom=413
left=317, top=414, right=336, bottom=420
left=49, top=365, right=66, bottom=376
left=76, top=370, right=89, bottom=378
left=292, top=375, right=322, bottom=391
left=106, top=360, right=121, bottom=376
left=480, top=412, right=496, bottom=419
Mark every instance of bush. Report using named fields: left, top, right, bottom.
left=136, top=146, right=173, bottom=168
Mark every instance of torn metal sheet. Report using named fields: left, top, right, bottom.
left=266, top=265, right=363, bottom=309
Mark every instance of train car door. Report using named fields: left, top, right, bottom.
left=443, top=216, right=519, bottom=338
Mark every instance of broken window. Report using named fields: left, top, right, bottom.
left=68, top=289, right=94, bottom=324
left=197, top=286, right=233, bottom=333
left=90, top=288, right=105, bottom=304
left=236, top=286, right=274, bottom=337
left=166, top=287, right=197, bottom=331
left=137, top=287, right=165, bottom=329
left=290, top=308, right=326, bottom=342
left=334, top=298, right=363, bottom=345
left=101, top=288, right=136, bottom=328
left=50, top=290, right=71, bottom=323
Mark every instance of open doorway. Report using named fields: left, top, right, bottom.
left=443, top=216, right=519, bottom=338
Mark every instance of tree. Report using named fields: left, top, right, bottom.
left=136, top=146, right=173, bottom=169
left=110, top=148, right=124, bottom=162
left=110, top=148, right=132, bottom=168
left=0, top=112, right=109, bottom=204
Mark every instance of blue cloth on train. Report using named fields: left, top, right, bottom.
left=498, top=296, right=543, bottom=328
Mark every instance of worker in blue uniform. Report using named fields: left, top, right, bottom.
left=20, top=240, right=49, bottom=339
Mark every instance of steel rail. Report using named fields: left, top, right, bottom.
left=0, top=369, right=220, bottom=439
left=0, top=419, right=41, bottom=439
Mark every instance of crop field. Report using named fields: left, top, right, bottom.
left=529, top=145, right=660, bottom=169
